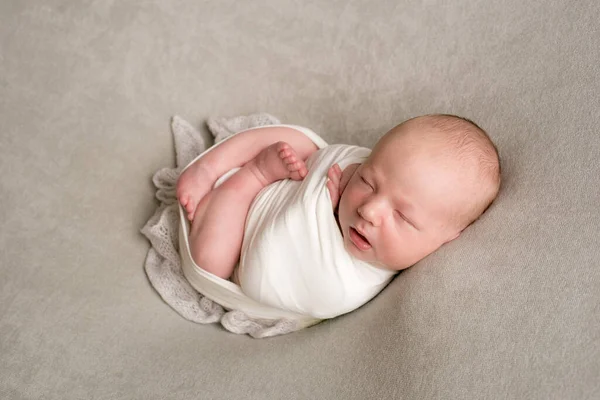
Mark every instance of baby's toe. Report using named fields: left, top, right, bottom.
left=286, top=160, right=301, bottom=171
left=185, top=200, right=195, bottom=214
left=186, top=206, right=197, bottom=220
left=276, top=141, right=290, bottom=151
left=284, top=155, right=299, bottom=167
left=299, top=165, right=308, bottom=178
left=277, top=142, right=291, bottom=156
left=279, top=148, right=291, bottom=159
left=178, top=195, right=189, bottom=209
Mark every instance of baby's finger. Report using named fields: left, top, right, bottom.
left=327, top=167, right=340, bottom=184
left=327, top=180, right=338, bottom=195
left=330, top=163, right=342, bottom=176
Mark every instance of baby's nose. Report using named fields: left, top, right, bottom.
left=357, top=201, right=384, bottom=227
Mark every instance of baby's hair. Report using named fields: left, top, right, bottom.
left=407, top=114, right=502, bottom=230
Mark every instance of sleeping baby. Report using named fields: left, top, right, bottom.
left=176, top=114, right=501, bottom=320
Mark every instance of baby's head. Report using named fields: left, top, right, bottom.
left=338, top=114, right=501, bottom=270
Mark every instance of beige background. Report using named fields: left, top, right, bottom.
left=1, top=1, right=599, bottom=399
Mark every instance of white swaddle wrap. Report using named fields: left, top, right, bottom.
left=179, top=125, right=395, bottom=327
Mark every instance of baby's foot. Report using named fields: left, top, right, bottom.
left=177, top=161, right=216, bottom=221
left=249, top=142, right=308, bottom=186
left=327, top=163, right=343, bottom=210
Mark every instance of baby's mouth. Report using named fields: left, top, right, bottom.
left=349, top=227, right=372, bottom=251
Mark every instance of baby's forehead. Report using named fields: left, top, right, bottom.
left=365, top=137, right=472, bottom=191
left=368, top=132, right=443, bottom=166
left=373, top=124, right=470, bottom=166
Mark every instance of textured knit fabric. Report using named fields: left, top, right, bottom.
left=142, top=113, right=309, bottom=338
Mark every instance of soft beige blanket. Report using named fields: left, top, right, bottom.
left=141, top=113, right=301, bottom=338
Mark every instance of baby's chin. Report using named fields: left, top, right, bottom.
left=342, top=234, right=381, bottom=266
left=364, top=256, right=396, bottom=271
left=347, top=243, right=403, bottom=271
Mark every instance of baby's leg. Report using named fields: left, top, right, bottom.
left=177, top=159, right=217, bottom=222
left=189, top=142, right=307, bottom=279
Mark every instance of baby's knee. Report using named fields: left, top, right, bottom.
left=189, top=239, right=235, bottom=279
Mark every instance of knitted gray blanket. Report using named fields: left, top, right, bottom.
left=141, top=113, right=303, bottom=338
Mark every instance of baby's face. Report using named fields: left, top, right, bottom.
left=337, top=129, right=470, bottom=270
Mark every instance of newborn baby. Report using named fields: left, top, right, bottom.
left=176, top=114, right=501, bottom=318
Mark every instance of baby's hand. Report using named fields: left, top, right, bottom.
left=326, top=164, right=343, bottom=210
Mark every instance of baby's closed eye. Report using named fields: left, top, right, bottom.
left=395, top=210, right=408, bottom=222
left=360, top=176, right=374, bottom=190
left=395, top=210, right=417, bottom=229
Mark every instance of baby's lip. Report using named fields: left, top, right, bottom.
left=352, top=226, right=371, bottom=246
left=353, top=226, right=370, bottom=242
left=348, top=227, right=371, bottom=251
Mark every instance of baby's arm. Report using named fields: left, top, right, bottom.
left=199, top=126, right=319, bottom=180
left=177, top=126, right=319, bottom=220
